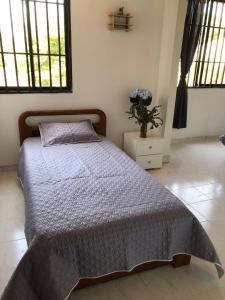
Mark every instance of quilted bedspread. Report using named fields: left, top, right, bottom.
left=1, top=137, right=224, bottom=300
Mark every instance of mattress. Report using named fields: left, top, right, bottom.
left=2, top=137, right=224, bottom=300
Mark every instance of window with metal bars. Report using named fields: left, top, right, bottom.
left=0, top=0, right=72, bottom=93
left=188, top=0, right=225, bottom=87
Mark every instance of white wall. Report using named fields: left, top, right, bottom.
left=156, top=0, right=187, bottom=159
left=5, top=1, right=224, bottom=167
left=172, top=89, right=225, bottom=140
left=0, top=0, right=165, bottom=166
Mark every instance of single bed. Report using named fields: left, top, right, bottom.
left=2, top=109, right=224, bottom=300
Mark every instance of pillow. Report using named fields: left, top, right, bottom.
left=39, top=120, right=101, bottom=146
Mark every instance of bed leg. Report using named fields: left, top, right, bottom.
left=172, top=254, right=191, bottom=268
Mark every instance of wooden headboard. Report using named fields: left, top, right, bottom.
left=19, top=109, right=107, bottom=145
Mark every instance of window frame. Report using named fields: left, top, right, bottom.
left=188, top=0, right=225, bottom=89
left=0, top=0, right=72, bottom=94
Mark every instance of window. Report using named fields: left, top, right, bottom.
left=188, top=0, right=225, bottom=88
left=0, top=0, right=72, bottom=93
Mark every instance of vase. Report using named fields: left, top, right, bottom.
left=140, top=122, right=148, bottom=138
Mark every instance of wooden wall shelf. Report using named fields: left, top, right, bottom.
left=108, top=7, right=133, bottom=32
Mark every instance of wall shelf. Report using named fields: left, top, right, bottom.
left=108, top=7, right=133, bottom=32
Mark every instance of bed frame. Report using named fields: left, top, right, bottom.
left=18, top=109, right=191, bottom=290
left=18, top=109, right=107, bottom=145
left=76, top=255, right=191, bottom=290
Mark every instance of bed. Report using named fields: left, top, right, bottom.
left=2, top=109, right=224, bottom=300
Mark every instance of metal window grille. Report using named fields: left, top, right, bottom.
left=188, top=0, right=225, bottom=87
left=0, top=0, right=72, bottom=93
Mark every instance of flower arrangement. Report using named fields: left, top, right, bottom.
left=127, top=89, right=163, bottom=138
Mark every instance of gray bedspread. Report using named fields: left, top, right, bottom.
left=1, top=137, right=224, bottom=300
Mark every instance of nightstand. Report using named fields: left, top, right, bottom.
left=124, top=132, right=164, bottom=170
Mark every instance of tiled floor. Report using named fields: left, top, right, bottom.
left=1, top=138, right=225, bottom=299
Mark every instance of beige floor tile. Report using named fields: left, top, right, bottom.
left=113, top=270, right=190, bottom=300
left=69, top=264, right=225, bottom=300
left=190, top=199, right=225, bottom=221
left=70, top=279, right=129, bottom=300
left=0, top=194, right=24, bottom=220
left=193, top=286, right=225, bottom=300
left=202, top=220, right=225, bottom=240
left=171, top=187, right=211, bottom=204
left=165, top=180, right=193, bottom=191
left=195, top=183, right=225, bottom=198
left=185, top=205, right=207, bottom=222
left=191, top=179, right=217, bottom=187
left=114, top=273, right=154, bottom=300
left=0, top=239, right=27, bottom=270
left=0, top=239, right=28, bottom=293
left=140, top=258, right=223, bottom=296
left=0, top=216, right=25, bottom=242
left=0, top=184, right=25, bottom=242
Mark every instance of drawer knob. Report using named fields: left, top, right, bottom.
left=148, top=161, right=151, bottom=164
left=149, top=146, right=152, bottom=149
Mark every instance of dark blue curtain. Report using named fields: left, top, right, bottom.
left=173, top=0, right=205, bottom=129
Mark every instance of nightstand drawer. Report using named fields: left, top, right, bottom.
left=136, top=154, right=163, bottom=169
left=136, top=140, right=163, bottom=156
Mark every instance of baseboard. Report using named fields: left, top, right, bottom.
left=0, top=165, right=17, bottom=171
left=172, top=136, right=219, bottom=144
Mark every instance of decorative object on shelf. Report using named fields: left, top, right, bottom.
left=108, top=7, right=133, bottom=32
left=127, top=89, right=163, bottom=138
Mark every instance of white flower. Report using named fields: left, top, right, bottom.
left=130, top=89, right=151, bottom=100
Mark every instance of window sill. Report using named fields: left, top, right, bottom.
left=0, top=88, right=73, bottom=94
left=188, top=86, right=225, bottom=89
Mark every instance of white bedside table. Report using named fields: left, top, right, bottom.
left=124, top=132, right=164, bottom=170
